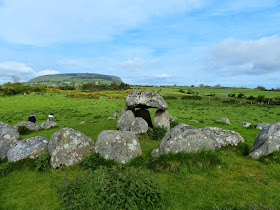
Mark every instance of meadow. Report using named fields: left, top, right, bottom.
left=1, top=87, right=280, bottom=209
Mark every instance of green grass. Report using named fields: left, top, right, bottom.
left=1, top=87, right=280, bottom=209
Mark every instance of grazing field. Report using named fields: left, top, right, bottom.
left=1, top=87, right=280, bottom=209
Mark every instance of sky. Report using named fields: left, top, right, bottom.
left=0, top=0, right=280, bottom=88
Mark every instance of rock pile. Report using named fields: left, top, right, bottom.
left=117, top=90, right=175, bottom=133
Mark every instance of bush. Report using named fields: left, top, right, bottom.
left=170, top=120, right=180, bottom=129
left=17, top=126, right=33, bottom=135
left=35, top=152, right=51, bottom=172
left=238, top=93, right=245, bottom=98
left=228, top=94, right=236, bottom=97
left=148, top=151, right=223, bottom=172
left=81, top=152, right=117, bottom=171
left=178, top=88, right=185, bottom=93
left=57, top=166, right=165, bottom=209
left=0, top=162, right=14, bottom=176
left=181, top=95, right=202, bottom=100
left=148, top=127, right=167, bottom=141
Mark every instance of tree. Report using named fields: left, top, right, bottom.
left=256, top=86, right=266, bottom=91
left=11, top=75, right=20, bottom=83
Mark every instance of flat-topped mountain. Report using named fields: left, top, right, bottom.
left=28, top=73, right=123, bottom=85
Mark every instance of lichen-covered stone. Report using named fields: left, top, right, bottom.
left=250, top=123, right=280, bottom=159
left=256, top=123, right=270, bottom=130
left=48, top=128, right=94, bottom=168
left=241, top=122, right=251, bottom=128
left=216, top=117, right=231, bottom=125
left=154, top=110, right=170, bottom=130
left=7, top=136, right=48, bottom=162
left=0, top=121, right=20, bottom=159
left=41, top=121, right=57, bottom=129
left=95, top=130, right=142, bottom=164
left=151, top=123, right=214, bottom=157
left=201, top=127, right=244, bottom=147
left=14, top=121, right=40, bottom=131
left=135, top=109, right=153, bottom=128
left=126, top=89, right=168, bottom=110
left=117, top=110, right=135, bottom=131
left=131, top=117, right=148, bottom=134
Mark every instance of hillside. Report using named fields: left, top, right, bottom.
left=28, top=73, right=124, bottom=85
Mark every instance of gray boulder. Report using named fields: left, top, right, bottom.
left=154, top=110, right=170, bottom=130
left=131, top=117, right=148, bottom=134
left=126, top=89, right=168, bottom=110
left=0, top=122, right=20, bottom=159
left=256, top=123, right=270, bottom=130
left=216, top=117, right=231, bottom=125
left=41, top=121, right=57, bottom=129
left=48, top=128, right=94, bottom=168
left=95, top=130, right=142, bottom=164
left=201, top=127, right=244, bottom=147
left=241, top=122, right=251, bottom=128
left=14, top=121, right=40, bottom=131
left=250, top=123, right=280, bottom=159
left=117, top=110, right=135, bottom=131
left=7, top=136, right=48, bottom=162
left=135, top=109, right=153, bottom=128
left=151, top=123, right=214, bottom=157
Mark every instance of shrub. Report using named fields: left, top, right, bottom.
left=35, top=152, right=51, bottom=172
left=238, top=93, right=245, bottom=98
left=148, top=151, right=223, bottom=172
left=81, top=152, right=117, bottom=171
left=228, top=94, right=236, bottom=97
left=170, top=120, right=179, bottom=129
left=181, top=95, right=202, bottom=100
left=148, top=127, right=167, bottom=141
left=17, top=126, right=33, bottom=135
left=0, top=162, right=14, bottom=176
left=178, top=88, right=185, bottom=93
left=57, top=166, right=165, bottom=209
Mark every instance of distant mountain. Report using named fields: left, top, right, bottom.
left=28, top=73, right=124, bottom=85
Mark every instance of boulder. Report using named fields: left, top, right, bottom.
left=0, top=122, right=20, bottom=159
left=48, top=128, right=94, bottom=168
left=151, top=123, right=214, bottom=157
left=250, top=123, right=280, bottom=159
left=201, top=127, right=244, bottom=147
left=14, top=121, right=40, bottom=131
left=7, top=136, right=48, bottom=162
left=154, top=110, right=170, bottom=130
left=126, top=89, right=168, bottom=110
left=135, top=109, right=153, bottom=128
left=41, top=121, right=57, bottom=129
left=95, top=130, right=142, bottom=164
left=117, top=110, right=135, bottom=131
left=256, top=123, right=270, bottom=130
left=131, top=117, right=148, bottom=134
left=216, top=117, right=231, bottom=125
left=241, top=122, right=251, bottom=128
left=120, top=108, right=135, bottom=117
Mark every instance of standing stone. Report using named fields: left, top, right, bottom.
left=135, top=109, right=153, bottom=128
left=14, top=121, right=40, bottom=131
left=117, top=110, right=135, bottom=131
left=131, top=117, right=148, bottom=134
left=41, top=121, right=57, bottom=129
left=0, top=122, right=20, bottom=159
left=126, top=90, right=168, bottom=110
left=48, top=128, right=94, bottom=168
left=151, top=123, right=214, bottom=157
left=241, top=122, right=251, bottom=128
left=201, top=127, right=244, bottom=147
left=95, top=130, right=142, bottom=164
left=154, top=110, right=170, bottom=130
left=250, top=123, right=280, bottom=159
left=216, top=117, right=231, bottom=125
left=7, top=136, right=48, bottom=162
left=256, top=123, right=270, bottom=130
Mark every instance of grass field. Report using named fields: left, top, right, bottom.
left=1, top=87, right=280, bottom=209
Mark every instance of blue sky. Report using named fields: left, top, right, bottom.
left=0, top=0, right=280, bottom=88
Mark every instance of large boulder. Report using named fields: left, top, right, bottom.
left=95, top=130, right=142, bottom=164
left=117, top=110, right=135, bottom=131
left=126, top=90, right=168, bottom=110
left=250, top=123, right=280, bottom=159
left=41, top=121, right=57, bottom=129
left=131, top=117, right=148, bottom=134
left=151, top=123, right=214, bottom=157
left=48, top=128, right=94, bottom=168
left=7, top=136, right=48, bottom=162
left=241, top=122, right=251, bottom=128
left=14, top=121, right=40, bottom=131
left=154, top=110, right=170, bottom=130
left=256, top=123, right=270, bottom=130
left=216, top=117, right=231, bottom=125
left=0, top=122, right=20, bottom=159
left=201, top=127, right=244, bottom=147
left=135, top=109, right=153, bottom=128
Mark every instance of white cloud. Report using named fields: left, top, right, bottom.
left=0, top=61, right=59, bottom=83
left=0, top=0, right=204, bottom=45
left=209, top=35, right=280, bottom=75
left=154, top=73, right=171, bottom=78
left=119, top=57, right=158, bottom=69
